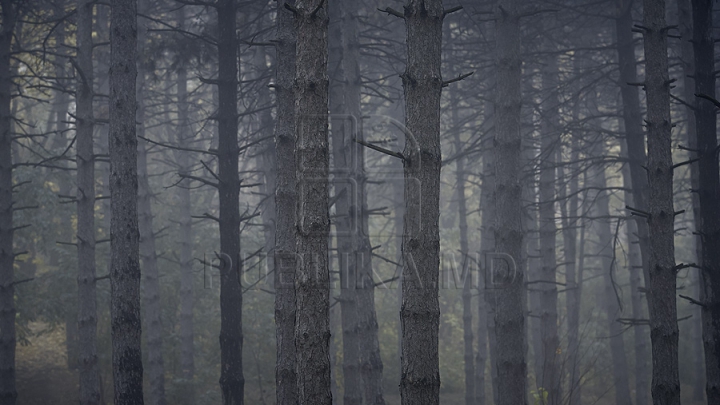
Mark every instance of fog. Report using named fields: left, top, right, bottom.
left=0, top=0, right=716, bottom=404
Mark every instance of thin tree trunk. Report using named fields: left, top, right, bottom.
left=614, top=3, right=651, bottom=402
left=0, top=2, right=16, bottom=404
left=109, top=0, right=144, bottom=403
left=641, top=1, right=681, bottom=404
left=478, top=83, right=495, bottom=405
left=273, top=1, right=298, bottom=404
left=173, top=11, right=195, bottom=399
left=343, top=0, right=385, bottom=401
left=493, top=1, right=527, bottom=404
left=538, top=51, right=561, bottom=405
left=137, top=91, right=166, bottom=405
left=399, top=1, right=443, bottom=403
left=76, top=0, right=101, bottom=403
left=588, top=137, right=632, bottom=405
left=328, top=3, right=362, bottom=403
left=293, top=1, right=331, bottom=404
left=691, top=0, right=720, bottom=402
left=328, top=0, right=362, bottom=405
left=559, top=133, right=581, bottom=405
left=215, top=1, right=244, bottom=403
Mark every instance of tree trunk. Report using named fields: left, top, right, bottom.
left=453, top=115, right=474, bottom=405
left=399, top=1, right=443, bottom=404
left=538, top=51, right=560, bottom=405
left=0, top=1, right=16, bottom=403
left=588, top=136, right=632, bottom=405
left=174, top=8, right=195, bottom=399
left=328, top=3, right=362, bottom=403
left=76, top=0, right=101, bottom=403
left=293, top=1, right=331, bottom=404
left=273, top=1, right=298, bottom=404
left=343, top=0, right=386, bottom=402
left=559, top=131, right=581, bottom=405
left=109, top=0, right=145, bottom=403
left=641, top=0, right=681, bottom=404
left=215, top=1, right=244, bottom=404
left=492, top=1, right=527, bottom=404
left=479, top=84, right=495, bottom=405
left=691, top=0, right=720, bottom=402
left=614, top=3, right=651, bottom=402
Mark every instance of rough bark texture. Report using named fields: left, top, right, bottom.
left=76, top=0, right=101, bottom=403
left=215, top=1, right=244, bottom=404
left=492, top=1, right=527, bottom=404
left=328, top=3, right=362, bottom=403
left=691, top=0, right=720, bottom=402
left=109, top=0, right=145, bottom=403
left=273, top=1, right=298, bottom=404
left=293, top=1, right=331, bottom=404
left=537, top=51, right=560, bottom=405
left=173, top=10, right=195, bottom=399
left=399, top=1, right=443, bottom=404
left=642, top=0, right=681, bottom=404
left=614, top=3, right=651, bottom=403
left=0, top=2, right=16, bottom=404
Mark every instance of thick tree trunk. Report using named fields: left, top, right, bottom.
left=293, top=1, right=331, bottom=404
left=273, top=1, right=298, bottom=404
left=399, top=1, right=443, bottom=404
left=691, top=0, right=720, bottom=402
left=109, top=0, right=145, bottom=403
left=0, top=2, right=16, bottom=404
left=492, top=1, right=527, bottom=404
left=641, top=1, right=681, bottom=404
left=76, top=0, right=101, bottom=403
left=215, top=1, right=244, bottom=404
left=614, top=3, right=651, bottom=403
left=538, top=51, right=560, bottom=405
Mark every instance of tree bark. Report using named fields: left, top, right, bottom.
left=538, top=51, right=561, bottom=405
left=0, top=1, right=16, bottom=404
left=343, top=0, right=386, bottom=402
left=273, top=1, right=298, bottom=404
left=492, top=1, right=528, bottom=404
left=328, top=2, right=362, bottom=403
left=641, top=0, right=681, bottom=404
left=398, top=1, right=443, bottom=404
left=76, top=0, right=101, bottom=403
left=293, top=1, right=331, bottom=404
left=173, top=8, right=195, bottom=399
left=691, top=0, right=720, bottom=402
left=614, top=3, right=651, bottom=402
left=109, top=0, right=145, bottom=403
left=215, top=1, right=244, bottom=404
left=588, top=136, right=632, bottom=405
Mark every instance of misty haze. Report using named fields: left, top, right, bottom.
left=0, top=0, right=716, bottom=405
